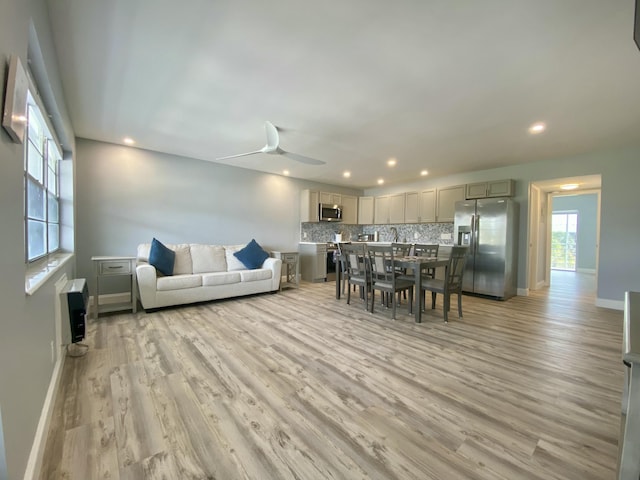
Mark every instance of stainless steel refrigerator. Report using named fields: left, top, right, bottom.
left=454, top=197, right=518, bottom=299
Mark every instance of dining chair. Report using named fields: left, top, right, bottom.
left=391, top=243, right=412, bottom=301
left=413, top=243, right=440, bottom=279
left=336, top=242, right=352, bottom=295
left=367, top=245, right=414, bottom=320
left=342, top=243, right=371, bottom=310
left=420, top=246, right=468, bottom=322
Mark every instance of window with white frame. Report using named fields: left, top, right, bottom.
left=25, top=97, right=61, bottom=262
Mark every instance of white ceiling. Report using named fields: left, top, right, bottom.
left=46, top=0, right=640, bottom=189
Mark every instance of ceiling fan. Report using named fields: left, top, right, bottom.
left=216, top=121, right=325, bottom=165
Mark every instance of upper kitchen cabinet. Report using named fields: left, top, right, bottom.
left=358, top=196, right=374, bottom=224
left=374, top=196, right=389, bottom=224
left=320, top=192, right=341, bottom=205
left=466, top=179, right=515, bottom=199
left=374, top=193, right=405, bottom=224
left=436, top=185, right=465, bottom=222
left=341, top=195, right=358, bottom=224
left=300, top=189, right=319, bottom=222
left=405, top=189, right=436, bottom=223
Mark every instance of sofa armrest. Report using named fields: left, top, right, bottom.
left=262, top=257, right=282, bottom=290
left=136, top=264, right=158, bottom=309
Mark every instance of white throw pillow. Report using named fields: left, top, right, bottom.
left=172, top=244, right=193, bottom=275
left=191, top=245, right=227, bottom=273
left=225, top=245, right=248, bottom=271
left=137, top=243, right=152, bottom=263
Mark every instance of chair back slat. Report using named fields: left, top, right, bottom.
left=367, top=245, right=396, bottom=283
left=342, top=243, right=367, bottom=278
left=447, top=246, right=468, bottom=290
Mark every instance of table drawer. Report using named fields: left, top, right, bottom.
left=99, top=260, right=132, bottom=275
left=282, top=253, right=298, bottom=263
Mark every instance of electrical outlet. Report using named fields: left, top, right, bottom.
left=303, top=232, right=308, bottom=239
left=441, top=233, right=452, bottom=240
left=50, top=340, right=55, bottom=363
left=414, top=232, right=419, bottom=239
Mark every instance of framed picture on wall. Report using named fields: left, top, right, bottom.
left=2, top=55, right=29, bottom=144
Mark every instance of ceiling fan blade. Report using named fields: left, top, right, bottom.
left=281, top=151, right=326, bottom=165
left=216, top=150, right=263, bottom=160
left=264, top=121, right=280, bottom=150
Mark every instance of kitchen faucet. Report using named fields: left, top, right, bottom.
left=390, top=227, right=398, bottom=242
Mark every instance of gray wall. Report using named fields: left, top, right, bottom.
left=552, top=193, right=598, bottom=271
left=0, top=0, right=76, bottom=479
left=74, top=138, right=362, bottom=282
left=365, top=147, right=640, bottom=302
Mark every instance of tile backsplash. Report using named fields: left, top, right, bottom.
left=301, top=222, right=454, bottom=245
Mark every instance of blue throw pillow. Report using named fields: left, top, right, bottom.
left=149, top=238, right=175, bottom=276
left=234, top=239, right=269, bottom=270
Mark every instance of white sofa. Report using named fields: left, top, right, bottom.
left=136, top=243, right=282, bottom=310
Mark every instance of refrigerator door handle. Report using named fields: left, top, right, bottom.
left=469, top=214, right=475, bottom=253
left=475, top=214, right=480, bottom=249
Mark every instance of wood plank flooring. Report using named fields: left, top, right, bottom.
left=40, top=273, right=624, bottom=479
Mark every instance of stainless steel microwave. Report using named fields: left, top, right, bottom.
left=319, top=203, right=342, bottom=222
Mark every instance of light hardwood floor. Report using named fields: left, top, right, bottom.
left=40, top=273, right=624, bottom=479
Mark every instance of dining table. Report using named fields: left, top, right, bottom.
left=394, top=255, right=449, bottom=323
left=335, top=253, right=449, bottom=323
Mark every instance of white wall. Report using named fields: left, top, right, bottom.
left=0, top=1, right=76, bottom=479
left=74, top=138, right=362, bottom=282
left=365, top=147, right=640, bottom=303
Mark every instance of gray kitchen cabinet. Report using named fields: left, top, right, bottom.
left=466, top=179, right=515, bottom=199
left=300, top=189, right=319, bottom=222
left=436, top=185, right=465, bottom=222
left=374, top=193, right=405, bottom=224
left=341, top=194, right=358, bottom=224
left=374, top=195, right=390, bottom=224
left=299, top=243, right=327, bottom=282
left=389, top=193, right=405, bottom=223
left=320, top=192, right=341, bottom=205
left=358, top=196, right=374, bottom=224
left=406, top=189, right=436, bottom=223
left=405, top=192, right=419, bottom=223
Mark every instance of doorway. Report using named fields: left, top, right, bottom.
left=527, top=175, right=601, bottom=299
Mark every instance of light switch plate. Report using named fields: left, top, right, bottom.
left=441, top=233, right=452, bottom=240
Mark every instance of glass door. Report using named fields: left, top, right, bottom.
left=551, top=211, right=578, bottom=271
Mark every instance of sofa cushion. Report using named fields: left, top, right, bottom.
left=191, top=245, right=227, bottom=274
left=172, top=244, right=193, bottom=275
left=233, top=239, right=269, bottom=270
left=225, top=245, right=249, bottom=271
left=149, top=238, right=175, bottom=276
left=137, top=243, right=152, bottom=263
left=202, top=271, right=241, bottom=286
left=239, top=269, right=272, bottom=282
left=157, top=274, right=202, bottom=291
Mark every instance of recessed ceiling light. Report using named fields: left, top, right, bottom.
left=343, top=171, right=351, bottom=178
left=282, top=170, right=290, bottom=176
left=528, top=122, right=546, bottom=134
left=123, top=137, right=135, bottom=145
left=560, top=183, right=578, bottom=190
left=387, top=158, right=397, bottom=167
left=420, top=170, right=429, bottom=176
left=377, top=178, right=384, bottom=185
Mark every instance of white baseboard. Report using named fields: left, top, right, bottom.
left=536, top=280, right=548, bottom=289
left=22, top=354, right=66, bottom=480
left=577, top=268, right=596, bottom=275
left=595, top=297, right=624, bottom=310
left=517, top=288, right=529, bottom=296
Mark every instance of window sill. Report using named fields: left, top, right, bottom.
left=25, top=252, right=74, bottom=295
